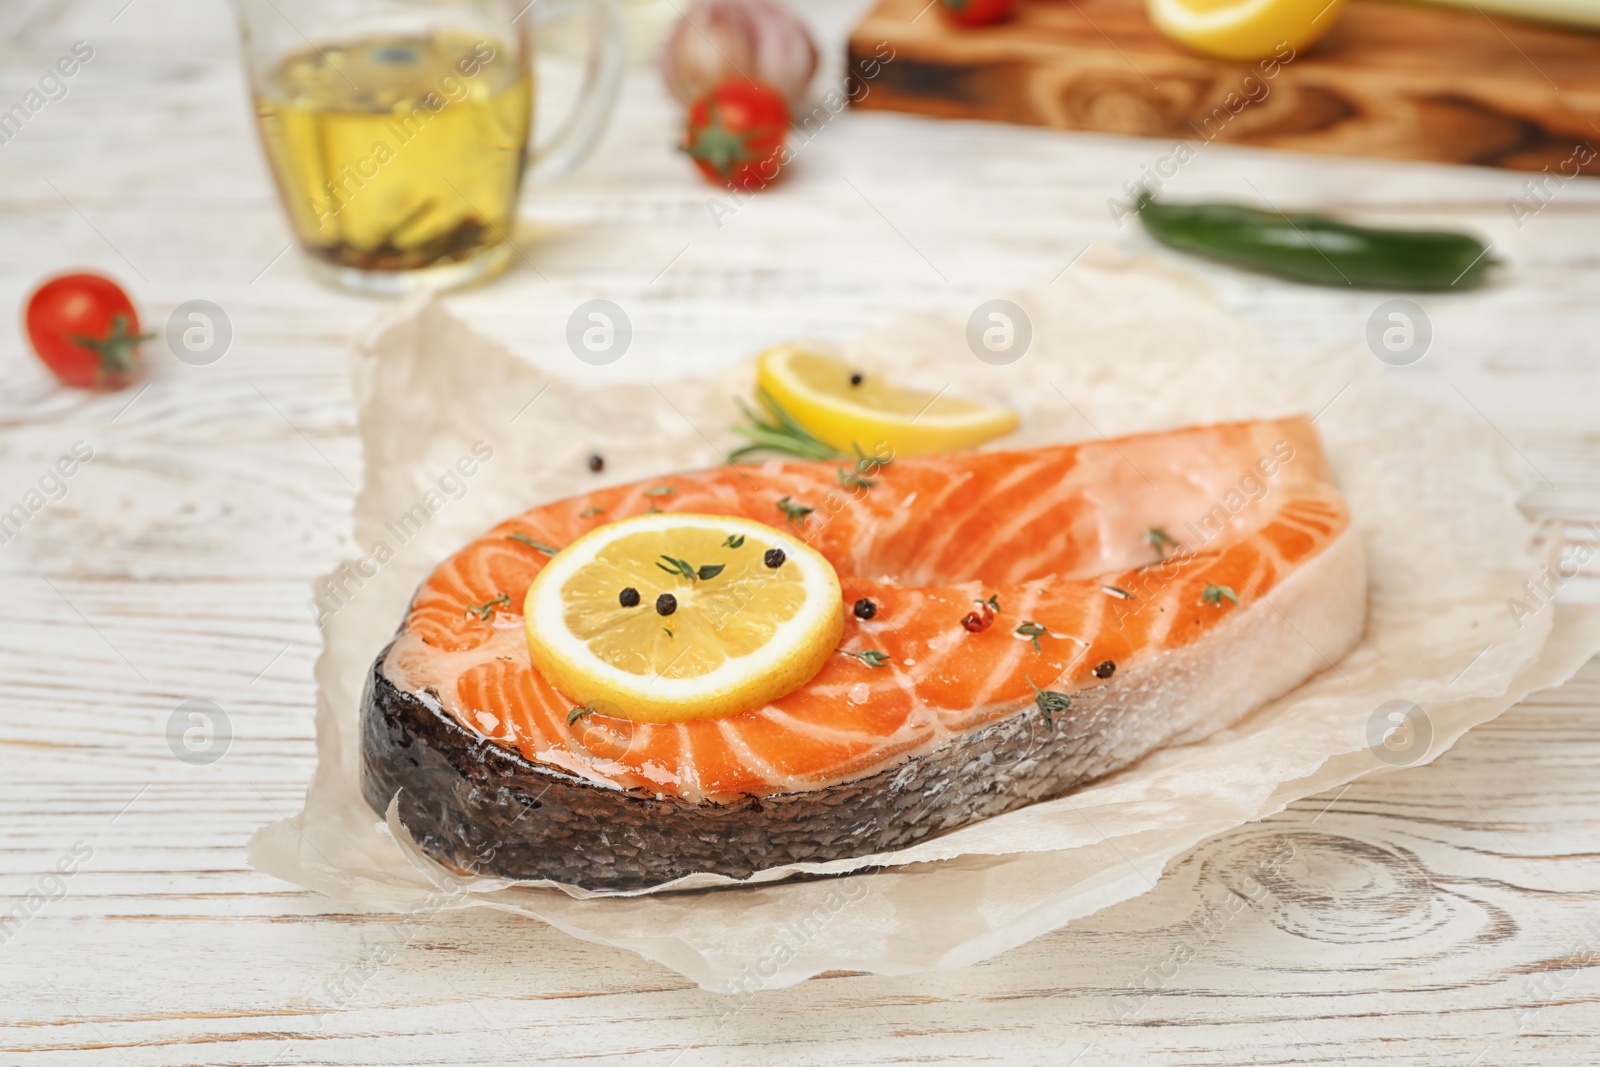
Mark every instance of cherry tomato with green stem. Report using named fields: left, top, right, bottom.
left=940, top=0, right=1017, bottom=27
left=25, top=272, right=150, bottom=389
left=683, top=78, right=791, bottom=193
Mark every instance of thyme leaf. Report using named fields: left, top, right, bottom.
left=722, top=534, right=745, bottom=549
left=1025, top=674, right=1072, bottom=731
left=1201, top=583, right=1240, bottom=608
left=508, top=533, right=560, bottom=556
left=644, top=486, right=676, bottom=497
left=1147, top=527, right=1181, bottom=560
left=579, top=506, right=606, bottom=518
left=837, top=443, right=891, bottom=491
left=464, top=593, right=511, bottom=620
left=837, top=466, right=876, bottom=491
left=656, top=555, right=698, bottom=581
left=1015, top=620, right=1049, bottom=653
left=776, top=495, right=814, bottom=526
left=567, top=705, right=594, bottom=725
left=977, top=594, right=1001, bottom=613
left=839, top=648, right=891, bottom=668
left=853, top=442, right=892, bottom=473
left=656, top=555, right=725, bottom=583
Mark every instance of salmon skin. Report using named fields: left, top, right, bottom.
left=361, top=416, right=1366, bottom=890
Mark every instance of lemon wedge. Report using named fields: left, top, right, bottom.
left=523, top=513, right=844, bottom=723
left=1148, top=0, right=1343, bottom=61
left=755, top=343, right=1018, bottom=458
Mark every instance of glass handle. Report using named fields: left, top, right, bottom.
left=524, top=0, right=627, bottom=184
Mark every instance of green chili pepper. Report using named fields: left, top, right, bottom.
left=1136, top=194, right=1495, bottom=290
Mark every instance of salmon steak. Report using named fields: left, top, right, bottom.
left=362, top=416, right=1366, bottom=890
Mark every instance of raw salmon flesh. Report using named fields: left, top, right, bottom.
left=361, top=416, right=1366, bottom=889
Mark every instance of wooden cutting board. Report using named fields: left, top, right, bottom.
left=845, top=0, right=1600, bottom=175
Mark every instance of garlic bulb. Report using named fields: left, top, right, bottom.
left=661, top=0, right=818, bottom=108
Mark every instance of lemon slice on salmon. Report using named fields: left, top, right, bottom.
left=524, top=513, right=844, bottom=723
left=755, top=344, right=1018, bottom=458
left=1148, top=0, right=1343, bottom=61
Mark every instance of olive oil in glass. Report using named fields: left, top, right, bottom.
left=253, top=32, right=532, bottom=286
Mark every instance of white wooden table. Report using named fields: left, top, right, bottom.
left=3, top=0, right=1599, bottom=1063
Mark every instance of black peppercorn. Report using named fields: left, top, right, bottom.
left=853, top=598, right=877, bottom=620
left=618, top=587, right=640, bottom=608
left=587, top=453, right=604, bottom=472
left=655, top=593, right=677, bottom=616
left=763, top=548, right=786, bottom=568
left=849, top=372, right=863, bottom=386
left=1093, top=660, right=1116, bottom=679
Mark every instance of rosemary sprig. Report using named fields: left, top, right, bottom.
left=1147, top=527, right=1181, bottom=560
left=1025, top=674, right=1072, bottom=731
left=507, top=533, right=560, bottom=556
left=1201, top=583, right=1240, bottom=608
left=776, top=495, right=814, bottom=526
left=464, top=593, right=511, bottom=620
left=839, top=648, right=891, bottom=668
left=1015, top=620, right=1049, bottom=653
left=729, top=389, right=845, bottom=463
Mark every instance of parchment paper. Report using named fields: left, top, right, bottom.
left=250, top=258, right=1600, bottom=990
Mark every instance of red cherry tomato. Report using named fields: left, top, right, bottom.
left=24, top=273, right=149, bottom=390
left=939, top=0, right=1017, bottom=27
left=684, top=79, right=790, bottom=193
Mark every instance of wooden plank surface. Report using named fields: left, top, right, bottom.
left=848, top=0, right=1600, bottom=174
left=2, top=0, right=1599, bottom=1063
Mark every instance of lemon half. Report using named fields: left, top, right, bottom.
left=1148, top=0, right=1344, bottom=61
left=524, top=513, right=844, bottom=723
left=756, top=343, right=1018, bottom=458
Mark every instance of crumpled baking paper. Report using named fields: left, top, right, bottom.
left=250, top=258, right=1600, bottom=991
